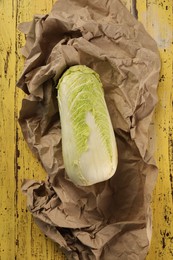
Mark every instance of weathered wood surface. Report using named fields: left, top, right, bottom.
left=0, top=0, right=172, bottom=259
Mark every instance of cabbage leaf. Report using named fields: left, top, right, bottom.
left=57, top=65, right=118, bottom=186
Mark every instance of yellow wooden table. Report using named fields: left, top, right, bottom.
left=0, top=1, right=172, bottom=259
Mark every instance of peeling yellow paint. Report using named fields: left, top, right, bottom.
left=146, top=1, right=173, bottom=259
left=0, top=0, right=172, bottom=259
left=146, top=4, right=172, bottom=49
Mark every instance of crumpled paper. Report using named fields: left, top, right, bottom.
left=17, top=0, right=161, bottom=259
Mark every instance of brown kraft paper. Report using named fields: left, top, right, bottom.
left=17, top=0, right=161, bottom=259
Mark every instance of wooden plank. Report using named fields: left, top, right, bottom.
left=15, top=1, right=66, bottom=260
left=137, top=0, right=147, bottom=27
left=0, top=0, right=16, bottom=259
left=144, top=0, right=173, bottom=259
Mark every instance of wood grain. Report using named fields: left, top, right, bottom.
left=0, top=0, right=16, bottom=259
left=0, top=0, right=172, bottom=259
left=145, top=1, right=173, bottom=259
